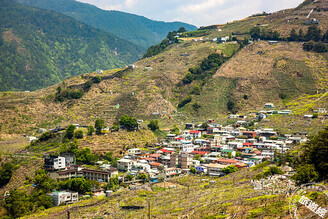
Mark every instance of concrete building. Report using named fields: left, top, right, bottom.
left=44, top=156, right=66, bottom=171
left=117, top=159, right=134, bottom=171
left=51, top=191, right=78, bottom=206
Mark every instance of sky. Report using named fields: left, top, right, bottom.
left=77, top=0, right=304, bottom=27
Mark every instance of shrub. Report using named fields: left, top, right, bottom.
left=74, top=130, right=83, bottom=139
left=39, top=131, right=54, bottom=142
left=87, top=125, right=94, bottom=136
left=119, top=115, right=138, bottom=131
left=147, top=120, right=159, bottom=131
left=93, top=75, right=102, bottom=83
left=192, top=102, right=201, bottom=111
left=95, top=119, right=105, bottom=135
left=178, top=96, right=192, bottom=108
left=64, top=125, right=76, bottom=140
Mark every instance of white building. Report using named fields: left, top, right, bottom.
left=127, top=148, right=141, bottom=156
left=44, top=156, right=66, bottom=170
left=117, top=159, right=134, bottom=172
left=51, top=191, right=78, bottom=206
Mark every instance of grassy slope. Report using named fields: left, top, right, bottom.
left=22, top=167, right=321, bottom=219
left=0, top=41, right=234, bottom=134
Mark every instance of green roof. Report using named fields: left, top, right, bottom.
left=221, top=149, right=234, bottom=153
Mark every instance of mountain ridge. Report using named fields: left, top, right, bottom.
left=14, top=0, right=198, bottom=49
left=0, top=0, right=143, bottom=91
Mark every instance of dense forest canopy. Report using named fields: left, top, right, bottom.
left=14, top=0, right=197, bottom=49
left=0, top=0, right=143, bottom=91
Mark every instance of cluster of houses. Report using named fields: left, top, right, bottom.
left=108, top=121, right=308, bottom=181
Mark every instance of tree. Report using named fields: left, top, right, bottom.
left=138, top=173, right=149, bottom=182
left=299, top=29, right=305, bottom=41
left=0, top=162, right=15, bottom=187
left=104, top=151, right=113, bottom=162
left=303, top=40, right=315, bottom=51
left=250, top=27, right=261, bottom=39
left=222, top=165, right=239, bottom=174
left=126, top=174, right=134, bottom=181
left=4, top=189, right=33, bottom=218
left=87, top=125, right=94, bottom=136
left=39, top=131, right=54, bottom=142
left=74, top=130, right=83, bottom=139
left=147, top=120, right=159, bottom=131
left=306, top=25, right=322, bottom=42
left=64, top=124, right=76, bottom=140
left=182, top=72, right=194, bottom=84
left=190, top=167, right=197, bottom=174
left=34, top=170, right=55, bottom=193
left=178, top=96, right=192, bottom=108
left=58, top=178, right=91, bottom=194
left=292, top=164, right=319, bottom=185
left=106, top=177, right=119, bottom=191
left=200, top=123, right=209, bottom=129
left=190, top=84, right=201, bottom=95
left=300, top=127, right=328, bottom=180
left=178, top=27, right=187, bottom=33
left=119, top=115, right=138, bottom=131
left=289, top=28, right=298, bottom=41
left=56, top=86, right=62, bottom=94
left=322, top=30, right=328, bottom=42
left=170, top=125, right=180, bottom=135
left=95, top=119, right=105, bottom=135
left=313, top=42, right=328, bottom=53
left=94, top=75, right=101, bottom=83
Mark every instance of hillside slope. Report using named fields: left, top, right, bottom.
left=14, top=0, right=197, bottom=49
left=0, top=0, right=143, bottom=91
left=0, top=40, right=327, bottom=135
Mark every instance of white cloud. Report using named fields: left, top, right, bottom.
left=77, top=0, right=304, bottom=26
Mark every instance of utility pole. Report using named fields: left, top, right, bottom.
left=67, top=210, right=70, bottom=219
left=148, top=200, right=151, bottom=219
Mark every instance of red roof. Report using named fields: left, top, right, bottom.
left=144, top=157, right=156, bottom=161
left=192, top=151, right=208, bottom=155
left=150, top=154, right=162, bottom=158
left=254, top=151, right=262, bottom=154
left=190, top=130, right=201, bottom=134
left=150, top=162, right=162, bottom=166
left=243, top=143, right=253, bottom=146
left=217, top=159, right=238, bottom=164
left=175, top=137, right=185, bottom=140
left=160, top=149, right=173, bottom=153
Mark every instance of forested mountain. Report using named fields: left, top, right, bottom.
left=0, top=0, right=144, bottom=91
left=14, top=0, right=197, bottom=49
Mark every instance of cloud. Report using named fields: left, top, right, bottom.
left=77, top=0, right=304, bottom=26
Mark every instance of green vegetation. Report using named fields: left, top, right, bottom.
left=74, top=130, right=84, bottom=139
left=143, top=28, right=186, bottom=58
left=4, top=170, right=54, bottom=218
left=0, top=161, right=17, bottom=187
left=222, top=165, right=239, bottom=174
left=292, top=127, right=328, bottom=184
left=15, top=0, right=196, bottom=49
left=95, top=119, right=105, bottom=135
left=64, top=124, right=76, bottom=140
left=58, top=178, right=91, bottom=194
left=87, top=125, right=95, bottom=136
left=250, top=27, right=281, bottom=40
left=119, top=115, right=138, bottom=131
left=182, top=53, right=226, bottom=85
left=253, top=166, right=284, bottom=180
left=178, top=96, right=192, bottom=108
left=0, top=0, right=142, bottom=91
left=147, top=120, right=159, bottom=131
left=288, top=26, right=328, bottom=53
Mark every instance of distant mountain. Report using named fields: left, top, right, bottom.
left=0, top=0, right=144, bottom=91
left=14, top=0, right=197, bottom=49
